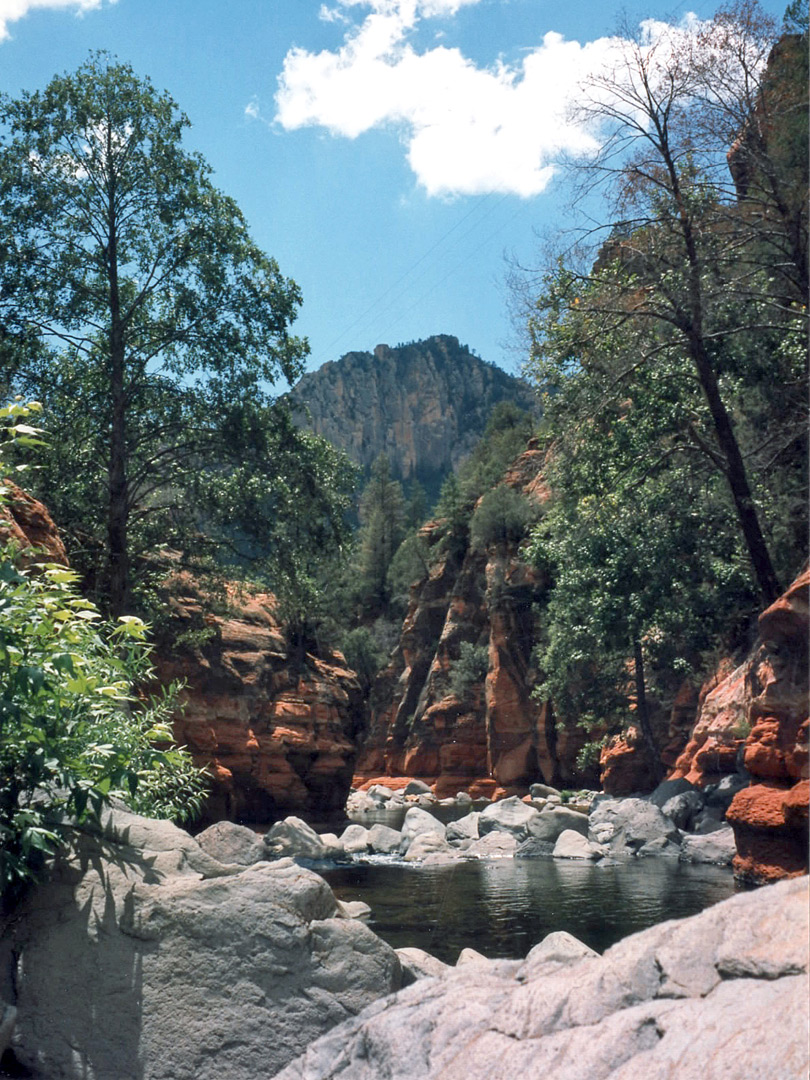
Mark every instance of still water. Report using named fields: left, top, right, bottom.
left=321, top=857, right=739, bottom=964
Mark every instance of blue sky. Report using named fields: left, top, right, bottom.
left=0, top=0, right=790, bottom=382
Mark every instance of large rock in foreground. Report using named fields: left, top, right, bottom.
left=274, top=876, right=808, bottom=1080
left=0, top=805, right=400, bottom=1080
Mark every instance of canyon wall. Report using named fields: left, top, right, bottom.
left=153, top=578, right=365, bottom=825
left=355, top=442, right=590, bottom=797
left=290, top=336, right=536, bottom=489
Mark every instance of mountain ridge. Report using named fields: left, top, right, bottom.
left=289, top=335, right=537, bottom=494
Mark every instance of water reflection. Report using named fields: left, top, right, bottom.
left=321, top=858, right=738, bottom=963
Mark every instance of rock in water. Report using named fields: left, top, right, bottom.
left=272, top=876, right=809, bottom=1080
left=0, top=805, right=400, bottom=1079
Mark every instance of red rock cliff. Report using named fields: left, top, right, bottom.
left=154, top=577, right=365, bottom=825
left=672, top=567, right=809, bottom=882
left=356, top=441, right=589, bottom=797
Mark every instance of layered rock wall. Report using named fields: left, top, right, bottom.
left=356, top=443, right=589, bottom=797
left=154, top=578, right=365, bottom=825
left=672, top=568, right=809, bottom=882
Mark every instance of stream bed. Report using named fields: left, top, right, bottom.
left=321, top=856, right=739, bottom=964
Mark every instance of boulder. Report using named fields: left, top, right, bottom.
left=366, top=824, right=402, bottom=855
left=195, top=820, right=266, bottom=866
left=400, top=807, right=446, bottom=852
left=404, top=780, right=433, bottom=796
left=704, top=773, right=750, bottom=812
left=514, top=838, right=556, bottom=859
left=273, top=876, right=809, bottom=1080
left=365, top=784, right=396, bottom=805
left=264, top=816, right=332, bottom=861
left=446, top=813, right=479, bottom=844
left=522, top=931, right=598, bottom=977
left=648, top=777, right=698, bottom=809
left=465, top=832, right=517, bottom=859
left=0, top=805, right=401, bottom=1080
left=403, top=833, right=453, bottom=862
left=397, top=948, right=452, bottom=986
left=530, top=783, right=562, bottom=800
left=340, top=824, right=371, bottom=855
left=456, top=947, right=490, bottom=966
left=552, top=830, right=602, bottom=860
left=589, top=798, right=680, bottom=855
left=479, top=797, right=541, bottom=842
left=529, top=806, right=589, bottom=843
left=318, top=833, right=346, bottom=859
left=679, top=828, right=736, bottom=866
left=337, top=900, right=372, bottom=921
left=660, top=790, right=704, bottom=831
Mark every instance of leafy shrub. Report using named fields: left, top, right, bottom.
left=0, top=402, right=207, bottom=901
left=470, top=485, right=535, bottom=549
left=449, top=641, right=489, bottom=701
left=340, top=626, right=386, bottom=690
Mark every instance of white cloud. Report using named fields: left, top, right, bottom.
left=273, top=1, right=702, bottom=198
left=0, top=0, right=114, bottom=42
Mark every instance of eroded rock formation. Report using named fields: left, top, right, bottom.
left=356, top=442, right=588, bottom=797
left=672, top=568, right=809, bottom=882
left=0, top=480, right=67, bottom=564
left=154, top=577, right=365, bottom=825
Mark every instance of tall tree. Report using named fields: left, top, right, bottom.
left=0, top=53, right=309, bottom=616
left=357, top=454, right=406, bottom=614
left=553, top=1, right=808, bottom=604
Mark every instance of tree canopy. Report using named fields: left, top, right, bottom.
left=0, top=53, right=337, bottom=618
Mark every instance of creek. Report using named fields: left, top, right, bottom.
left=321, top=856, right=738, bottom=964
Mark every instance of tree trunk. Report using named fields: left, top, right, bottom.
left=106, top=145, right=129, bottom=619
left=633, top=638, right=664, bottom=785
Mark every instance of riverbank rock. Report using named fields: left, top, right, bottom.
left=0, top=805, right=401, bottom=1080
left=153, top=575, right=365, bottom=825
left=673, top=568, right=809, bottom=883
left=195, top=820, right=266, bottom=865
left=679, top=828, right=736, bottom=865
left=264, top=816, right=335, bottom=861
left=272, top=876, right=809, bottom=1080
left=588, top=797, right=680, bottom=856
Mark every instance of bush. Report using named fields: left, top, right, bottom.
left=0, top=402, right=207, bottom=901
left=449, top=641, right=489, bottom=701
left=470, top=485, right=535, bottom=550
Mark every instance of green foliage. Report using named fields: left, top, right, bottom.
left=449, top=641, right=489, bottom=702
left=355, top=454, right=406, bottom=615
left=470, top=485, right=536, bottom=550
left=0, top=53, right=311, bottom=616
left=340, top=626, right=387, bottom=692
left=0, top=403, right=207, bottom=901
left=386, top=530, right=431, bottom=606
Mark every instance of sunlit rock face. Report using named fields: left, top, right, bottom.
left=289, top=335, right=536, bottom=489
left=154, top=576, right=365, bottom=825
left=672, top=568, right=809, bottom=883
left=355, top=442, right=589, bottom=798
left=0, top=481, right=67, bottom=564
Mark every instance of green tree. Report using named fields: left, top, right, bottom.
left=556, top=1, right=808, bottom=603
left=356, top=454, right=406, bottom=614
left=0, top=401, right=206, bottom=902
left=0, top=53, right=309, bottom=616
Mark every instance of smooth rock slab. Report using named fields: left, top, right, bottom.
left=195, top=821, right=266, bottom=866
left=552, top=829, right=602, bottom=860
left=366, top=824, right=402, bottom=854
left=1, top=807, right=401, bottom=1080
left=679, top=827, right=736, bottom=865
left=272, top=877, right=809, bottom=1080
left=264, top=816, right=332, bottom=861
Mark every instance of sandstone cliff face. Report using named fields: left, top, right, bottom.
left=356, top=443, right=588, bottom=797
left=0, top=481, right=67, bottom=564
left=290, top=336, right=536, bottom=488
left=672, top=567, right=809, bottom=882
left=154, top=578, right=365, bottom=825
